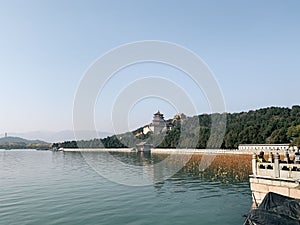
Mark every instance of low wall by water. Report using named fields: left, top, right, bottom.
left=250, top=176, right=300, bottom=205
left=63, top=148, right=133, bottom=153
left=62, top=148, right=253, bottom=155
left=250, top=153, right=300, bottom=205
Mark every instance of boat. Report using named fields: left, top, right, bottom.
left=51, top=147, right=64, bottom=152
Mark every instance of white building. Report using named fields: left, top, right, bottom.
left=143, top=125, right=153, bottom=135
left=141, top=111, right=173, bottom=135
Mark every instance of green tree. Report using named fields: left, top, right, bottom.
left=287, top=125, right=300, bottom=147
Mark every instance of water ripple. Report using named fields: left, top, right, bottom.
left=0, top=150, right=251, bottom=225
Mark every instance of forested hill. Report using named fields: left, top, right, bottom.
left=0, top=136, right=50, bottom=150
left=54, top=106, right=300, bottom=149
left=223, top=106, right=300, bottom=148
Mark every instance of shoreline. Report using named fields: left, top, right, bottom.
left=62, top=148, right=254, bottom=155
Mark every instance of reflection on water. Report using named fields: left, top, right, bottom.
left=0, top=150, right=252, bottom=225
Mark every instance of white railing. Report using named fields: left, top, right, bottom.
left=252, top=153, right=300, bottom=180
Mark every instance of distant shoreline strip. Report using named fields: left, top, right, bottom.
left=62, top=148, right=253, bottom=155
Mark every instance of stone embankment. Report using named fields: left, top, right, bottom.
left=250, top=151, right=300, bottom=205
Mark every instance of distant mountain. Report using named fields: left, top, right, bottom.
left=0, top=136, right=47, bottom=144
left=0, top=136, right=50, bottom=150
left=7, top=130, right=112, bottom=143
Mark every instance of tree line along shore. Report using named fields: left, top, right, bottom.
left=53, top=106, right=300, bottom=150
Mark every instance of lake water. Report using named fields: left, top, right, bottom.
left=0, top=150, right=252, bottom=225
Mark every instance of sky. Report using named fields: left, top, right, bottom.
left=0, top=0, right=300, bottom=135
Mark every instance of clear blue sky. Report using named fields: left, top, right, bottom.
left=0, top=0, right=300, bottom=134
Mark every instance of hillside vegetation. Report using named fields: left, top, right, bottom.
left=54, top=106, right=300, bottom=149
left=0, top=136, right=51, bottom=150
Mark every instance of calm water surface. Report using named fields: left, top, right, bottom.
left=0, top=150, right=251, bottom=225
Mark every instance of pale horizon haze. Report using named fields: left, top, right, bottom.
left=1, top=0, right=300, bottom=136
